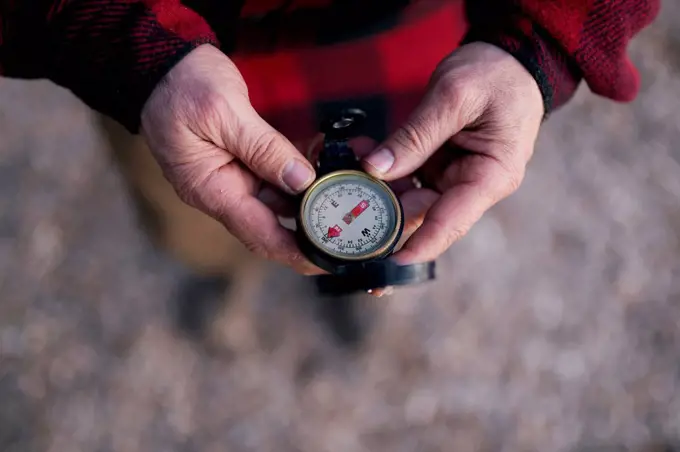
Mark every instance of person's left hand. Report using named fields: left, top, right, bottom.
left=361, top=42, right=545, bottom=267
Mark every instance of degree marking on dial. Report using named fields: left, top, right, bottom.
left=304, top=175, right=398, bottom=258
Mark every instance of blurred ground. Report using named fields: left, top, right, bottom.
left=3, top=2, right=680, bottom=451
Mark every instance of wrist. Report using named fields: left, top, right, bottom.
left=461, top=21, right=582, bottom=119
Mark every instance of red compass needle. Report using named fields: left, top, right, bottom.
left=343, top=200, right=369, bottom=225
left=327, top=224, right=342, bottom=238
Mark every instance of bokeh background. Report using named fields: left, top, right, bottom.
left=2, top=2, right=680, bottom=451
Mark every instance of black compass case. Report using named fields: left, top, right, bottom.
left=297, top=109, right=436, bottom=295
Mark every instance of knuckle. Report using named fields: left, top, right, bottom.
left=175, top=183, right=197, bottom=207
left=435, top=74, right=464, bottom=105
left=431, top=216, right=470, bottom=247
left=219, top=193, right=245, bottom=219
left=172, top=165, right=241, bottom=218
left=493, top=160, right=525, bottom=200
left=170, top=165, right=206, bottom=208
left=179, top=90, right=232, bottom=140
left=242, top=238, right=270, bottom=260
left=195, top=93, right=229, bottom=127
left=240, top=127, right=284, bottom=169
left=447, top=224, right=471, bottom=245
left=434, top=72, right=488, bottom=122
left=395, top=119, right=433, bottom=158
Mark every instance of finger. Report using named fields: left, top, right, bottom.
left=395, top=187, right=440, bottom=250
left=172, top=141, right=324, bottom=275
left=363, top=189, right=439, bottom=297
left=210, top=166, right=324, bottom=275
left=362, top=79, right=483, bottom=181
left=215, top=104, right=316, bottom=195
left=345, top=136, right=421, bottom=195
left=392, top=156, right=516, bottom=264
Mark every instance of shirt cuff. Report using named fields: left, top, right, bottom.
left=461, top=14, right=583, bottom=119
left=4, top=1, right=219, bottom=133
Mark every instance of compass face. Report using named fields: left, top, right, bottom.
left=300, top=171, right=401, bottom=260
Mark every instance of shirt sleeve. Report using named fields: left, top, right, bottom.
left=0, top=0, right=219, bottom=133
left=461, top=0, right=661, bottom=117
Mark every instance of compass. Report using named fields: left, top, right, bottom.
left=300, top=169, right=403, bottom=262
left=295, top=109, right=435, bottom=293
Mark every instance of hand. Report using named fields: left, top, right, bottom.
left=362, top=42, right=544, bottom=264
left=140, top=44, right=322, bottom=275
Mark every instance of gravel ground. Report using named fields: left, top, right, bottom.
left=2, top=3, right=680, bottom=451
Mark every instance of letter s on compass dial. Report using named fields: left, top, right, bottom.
left=299, top=170, right=403, bottom=261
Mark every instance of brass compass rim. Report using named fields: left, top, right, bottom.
left=299, top=169, right=403, bottom=262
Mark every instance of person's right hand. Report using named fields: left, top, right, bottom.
left=140, top=44, right=322, bottom=275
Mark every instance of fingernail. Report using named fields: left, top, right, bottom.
left=364, top=148, right=395, bottom=174
left=283, top=160, right=314, bottom=193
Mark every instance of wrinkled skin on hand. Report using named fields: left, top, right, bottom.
left=140, top=42, right=544, bottom=297
left=363, top=42, right=544, bottom=266
left=141, top=44, right=323, bottom=275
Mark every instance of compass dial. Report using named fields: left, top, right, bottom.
left=300, top=171, right=401, bottom=260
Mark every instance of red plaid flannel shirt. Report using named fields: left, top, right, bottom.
left=0, top=0, right=660, bottom=142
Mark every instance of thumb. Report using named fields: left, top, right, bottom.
left=362, top=81, right=474, bottom=181
left=219, top=103, right=316, bottom=195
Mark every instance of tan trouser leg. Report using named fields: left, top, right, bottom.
left=98, top=115, right=256, bottom=276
